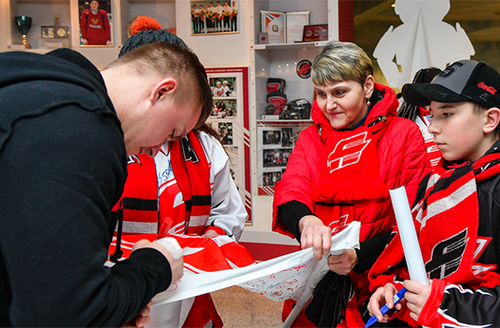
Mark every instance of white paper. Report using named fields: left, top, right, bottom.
left=389, top=186, right=429, bottom=285
left=151, top=221, right=360, bottom=307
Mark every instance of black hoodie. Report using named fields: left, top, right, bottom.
left=0, top=49, right=172, bottom=327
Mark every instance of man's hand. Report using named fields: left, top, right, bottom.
left=123, top=301, right=152, bottom=328
left=327, top=248, right=357, bottom=275
left=133, top=239, right=183, bottom=284
left=299, top=215, right=331, bottom=260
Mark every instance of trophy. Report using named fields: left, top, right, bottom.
left=14, top=16, right=32, bottom=49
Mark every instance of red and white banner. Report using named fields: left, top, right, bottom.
left=109, top=222, right=360, bottom=328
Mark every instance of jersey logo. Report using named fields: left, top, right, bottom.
left=327, top=132, right=370, bottom=173
left=127, top=155, right=142, bottom=165
left=328, top=214, right=350, bottom=234
left=181, top=136, right=200, bottom=164
left=425, top=229, right=467, bottom=279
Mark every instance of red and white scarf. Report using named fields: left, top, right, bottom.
left=159, top=131, right=212, bottom=236
left=369, top=153, right=500, bottom=325
left=119, top=131, right=212, bottom=236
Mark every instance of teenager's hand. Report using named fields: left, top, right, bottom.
left=327, top=249, right=357, bottom=275
left=299, top=215, right=331, bottom=260
left=404, top=279, right=432, bottom=322
left=367, top=283, right=402, bottom=323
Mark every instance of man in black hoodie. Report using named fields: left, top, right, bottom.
left=0, top=43, right=212, bottom=327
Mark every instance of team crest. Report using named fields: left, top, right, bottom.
left=327, top=132, right=371, bottom=173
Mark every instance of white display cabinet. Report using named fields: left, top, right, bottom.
left=7, top=0, right=73, bottom=53
left=2, top=0, right=175, bottom=68
left=250, top=0, right=337, bottom=196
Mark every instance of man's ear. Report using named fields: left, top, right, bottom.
left=150, top=78, right=177, bottom=103
left=484, top=107, right=500, bottom=134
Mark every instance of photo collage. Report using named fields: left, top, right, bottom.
left=257, top=126, right=302, bottom=191
left=205, top=70, right=248, bottom=210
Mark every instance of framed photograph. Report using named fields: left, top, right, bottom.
left=261, top=10, right=286, bottom=44
left=286, top=11, right=309, bottom=43
left=205, top=67, right=251, bottom=224
left=281, top=128, right=294, bottom=147
left=262, top=130, right=281, bottom=145
left=262, top=171, right=282, bottom=187
left=263, top=148, right=292, bottom=168
left=218, top=122, right=233, bottom=145
left=257, top=121, right=314, bottom=196
left=212, top=99, right=237, bottom=118
left=210, top=76, right=237, bottom=97
left=191, top=0, right=239, bottom=35
left=41, top=25, right=69, bottom=39
left=41, top=26, right=55, bottom=39
left=302, top=24, right=328, bottom=42
left=78, top=0, right=113, bottom=47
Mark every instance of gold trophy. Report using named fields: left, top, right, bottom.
left=14, top=16, right=32, bottom=49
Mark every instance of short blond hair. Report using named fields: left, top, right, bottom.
left=312, top=41, right=373, bottom=86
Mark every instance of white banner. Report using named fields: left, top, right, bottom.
left=150, top=222, right=360, bottom=327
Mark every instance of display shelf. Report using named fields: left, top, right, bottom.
left=251, top=40, right=328, bottom=50
left=256, top=119, right=314, bottom=196
left=8, top=0, right=72, bottom=51
left=2, top=0, right=175, bottom=68
left=250, top=0, right=336, bottom=196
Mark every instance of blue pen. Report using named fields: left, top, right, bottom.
left=364, top=287, right=407, bottom=328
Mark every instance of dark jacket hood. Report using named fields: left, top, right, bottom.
left=0, top=48, right=116, bottom=151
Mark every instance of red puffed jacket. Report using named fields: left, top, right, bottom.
left=272, top=82, right=432, bottom=327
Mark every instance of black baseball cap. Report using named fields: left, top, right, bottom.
left=402, top=60, right=500, bottom=109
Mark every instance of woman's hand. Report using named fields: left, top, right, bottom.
left=327, top=248, right=357, bottom=275
left=404, top=279, right=432, bottom=322
left=367, top=283, right=403, bottom=324
left=299, top=215, right=331, bottom=260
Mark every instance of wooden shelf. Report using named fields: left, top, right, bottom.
left=251, top=41, right=328, bottom=51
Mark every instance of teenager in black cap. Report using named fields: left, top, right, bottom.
left=368, top=59, right=500, bottom=327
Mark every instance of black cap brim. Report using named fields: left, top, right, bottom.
left=402, top=83, right=470, bottom=107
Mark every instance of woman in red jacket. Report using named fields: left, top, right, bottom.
left=272, top=41, right=432, bottom=327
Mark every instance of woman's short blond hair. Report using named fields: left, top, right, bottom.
left=312, top=41, right=373, bottom=86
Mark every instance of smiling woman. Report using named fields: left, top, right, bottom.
left=271, top=41, right=432, bottom=327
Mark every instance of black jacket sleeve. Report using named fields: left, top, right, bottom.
left=0, top=106, right=172, bottom=327
left=278, top=200, right=314, bottom=240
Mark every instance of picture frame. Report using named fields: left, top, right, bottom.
left=41, top=26, right=69, bottom=39
left=78, top=0, right=114, bottom=47
left=261, top=10, right=286, bottom=44
left=302, top=24, right=328, bottom=42
left=257, top=122, right=313, bottom=196
left=286, top=11, right=309, bottom=43
left=191, top=0, right=239, bottom=35
left=205, top=67, right=252, bottom=224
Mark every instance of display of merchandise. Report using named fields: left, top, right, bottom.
left=267, top=91, right=287, bottom=116
left=279, top=98, right=312, bottom=120
left=263, top=77, right=287, bottom=117
left=267, top=77, right=286, bottom=93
